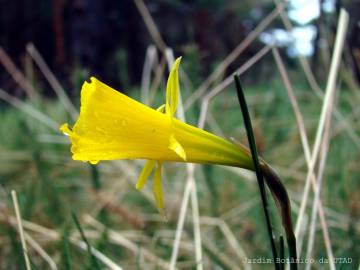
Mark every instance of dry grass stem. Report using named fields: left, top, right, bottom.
left=189, top=165, right=203, bottom=270
left=141, top=45, right=158, bottom=105
left=1, top=213, right=123, bottom=270
left=305, top=116, right=332, bottom=270
left=0, top=47, right=36, bottom=100
left=0, top=88, right=59, bottom=130
left=73, top=240, right=123, bottom=270
left=200, top=216, right=250, bottom=270
left=149, top=56, right=167, bottom=104
left=162, top=50, right=203, bottom=270
left=295, top=9, right=348, bottom=251
left=11, top=190, right=32, bottom=270
left=132, top=0, right=167, bottom=51
left=185, top=4, right=284, bottom=110
left=85, top=215, right=171, bottom=269
left=24, top=232, right=58, bottom=270
left=26, top=43, right=78, bottom=120
left=169, top=173, right=195, bottom=270
left=272, top=48, right=336, bottom=269
left=275, top=1, right=360, bottom=148
left=275, top=0, right=322, bottom=94
left=202, top=238, right=242, bottom=270
left=198, top=45, right=271, bottom=128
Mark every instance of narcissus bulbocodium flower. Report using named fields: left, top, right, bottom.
left=60, top=57, right=254, bottom=213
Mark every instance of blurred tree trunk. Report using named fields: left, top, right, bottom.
left=52, top=0, right=66, bottom=66
left=347, top=2, right=360, bottom=84
left=312, top=0, right=326, bottom=78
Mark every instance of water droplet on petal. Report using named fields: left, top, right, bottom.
left=89, top=160, right=99, bottom=165
left=121, top=119, right=127, bottom=126
left=96, top=126, right=106, bottom=134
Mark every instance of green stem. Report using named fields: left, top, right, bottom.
left=234, top=75, right=298, bottom=270
left=279, top=236, right=285, bottom=270
left=234, top=75, right=280, bottom=270
left=261, top=163, right=298, bottom=270
left=72, top=212, right=101, bottom=270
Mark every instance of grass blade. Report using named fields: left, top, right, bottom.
left=71, top=212, right=101, bottom=270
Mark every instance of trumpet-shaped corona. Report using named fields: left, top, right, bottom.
left=61, top=57, right=253, bottom=213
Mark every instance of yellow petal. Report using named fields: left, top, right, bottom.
left=64, top=77, right=178, bottom=162
left=165, top=57, right=181, bottom=117
left=136, top=160, right=156, bottom=190
left=169, top=134, right=187, bottom=161
left=153, top=162, right=164, bottom=211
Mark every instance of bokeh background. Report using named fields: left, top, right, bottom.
left=0, top=0, right=359, bottom=269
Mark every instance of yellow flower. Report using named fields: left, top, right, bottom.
left=60, top=57, right=253, bottom=212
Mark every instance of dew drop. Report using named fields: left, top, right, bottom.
left=96, top=126, right=105, bottom=133
left=211, top=152, right=223, bottom=161
left=121, top=119, right=127, bottom=126
left=89, top=160, right=99, bottom=165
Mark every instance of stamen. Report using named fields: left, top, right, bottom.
left=136, top=160, right=156, bottom=190
left=153, top=162, right=164, bottom=212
